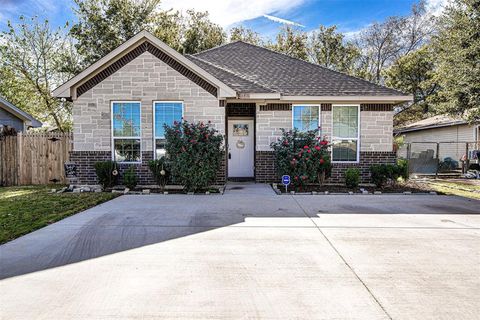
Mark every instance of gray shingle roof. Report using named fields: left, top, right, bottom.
left=0, top=96, right=42, bottom=128
left=187, top=55, right=274, bottom=93
left=394, top=115, right=469, bottom=133
left=188, top=41, right=405, bottom=97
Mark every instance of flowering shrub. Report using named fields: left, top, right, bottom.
left=164, top=120, right=224, bottom=192
left=270, top=128, right=331, bottom=190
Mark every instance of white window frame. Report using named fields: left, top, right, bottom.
left=111, top=101, right=142, bottom=164
left=331, top=104, right=361, bottom=163
left=153, top=100, right=184, bottom=159
left=291, top=104, right=321, bottom=133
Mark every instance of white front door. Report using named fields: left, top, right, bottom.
left=228, top=119, right=254, bottom=177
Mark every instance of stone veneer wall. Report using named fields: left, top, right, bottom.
left=255, top=151, right=396, bottom=184
left=72, top=51, right=223, bottom=152
left=255, top=104, right=393, bottom=152
left=70, top=49, right=227, bottom=186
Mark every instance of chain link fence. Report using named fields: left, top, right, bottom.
left=397, top=141, right=480, bottom=176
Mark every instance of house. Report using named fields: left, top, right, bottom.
left=395, top=115, right=480, bottom=170
left=0, top=96, right=42, bottom=132
left=53, top=31, right=412, bottom=185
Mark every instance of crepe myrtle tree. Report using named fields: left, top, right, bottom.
left=271, top=128, right=331, bottom=190
left=164, top=120, right=224, bottom=192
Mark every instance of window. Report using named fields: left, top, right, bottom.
left=154, top=101, right=183, bottom=158
left=292, top=105, right=319, bottom=132
left=112, top=102, right=141, bottom=162
left=332, top=105, right=359, bottom=162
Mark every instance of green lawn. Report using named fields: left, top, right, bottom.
left=423, top=180, right=480, bottom=200
left=0, top=185, right=119, bottom=244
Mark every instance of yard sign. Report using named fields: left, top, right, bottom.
left=282, top=175, right=290, bottom=193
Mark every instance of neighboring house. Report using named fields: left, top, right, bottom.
left=0, top=96, right=42, bottom=132
left=53, top=31, right=411, bottom=185
left=395, top=115, right=480, bottom=163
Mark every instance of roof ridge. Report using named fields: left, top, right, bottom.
left=188, top=54, right=276, bottom=93
left=216, top=40, right=405, bottom=95
left=191, top=40, right=243, bottom=57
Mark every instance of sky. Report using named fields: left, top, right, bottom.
left=0, top=0, right=447, bottom=38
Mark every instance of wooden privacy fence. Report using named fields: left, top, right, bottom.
left=0, top=133, right=73, bottom=186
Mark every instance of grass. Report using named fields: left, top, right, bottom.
left=0, top=185, right=119, bottom=244
left=423, top=180, right=480, bottom=200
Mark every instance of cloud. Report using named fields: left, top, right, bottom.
left=262, top=14, right=305, bottom=27
left=160, top=0, right=307, bottom=27
left=426, top=0, right=448, bottom=16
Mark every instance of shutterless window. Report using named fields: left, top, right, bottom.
left=292, top=105, right=319, bottom=132
left=154, top=101, right=183, bottom=158
left=112, top=102, right=141, bottom=163
left=332, top=105, right=359, bottom=162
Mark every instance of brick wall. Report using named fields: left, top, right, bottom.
left=226, top=103, right=255, bottom=117
left=255, top=151, right=277, bottom=183
left=254, top=150, right=396, bottom=184
left=70, top=151, right=226, bottom=186
left=69, top=151, right=111, bottom=185
left=329, top=151, right=396, bottom=183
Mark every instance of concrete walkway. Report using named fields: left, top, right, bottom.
left=1, top=190, right=479, bottom=319
left=224, top=181, right=277, bottom=195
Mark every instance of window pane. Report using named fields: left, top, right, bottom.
left=155, top=102, right=183, bottom=138
left=155, top=139, right=167, bottom=159
left=332, top=140, right=358, bottom=162
left=114, top=139, right=141, bottom=162
left=333, top=106, right=358, bottom=139
left=112, top=102, right=141, bottom=137
left=293, top=106, right=319, bottom=132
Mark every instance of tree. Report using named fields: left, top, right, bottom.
left=355, top=1, right=435, bottom=83
left=150, top=9, right=184, bottom=52
left=229, top=26, right=263, bottom=45
left=433, top=0, right=480, bottom=122
left=70, top=0, right=164, bottom=66
left=356, top=17, right=406, bottom=83
left=0, top=17, right=78, bottom=131
left=384, top=45, right=439, bottom=120
left=70, top=0, right=225, bottom=60
left=268, top=26, right=308, bottom=60
left=307, top=25, right=360, bottom=74
left=181, top=10, right=226, bottom=54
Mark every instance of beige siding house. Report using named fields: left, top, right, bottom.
left=396, top=115, right=480, bottom=163
left=53, top=31, right=412, bottom=185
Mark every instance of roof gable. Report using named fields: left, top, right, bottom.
left=0, top=96, right=42, bottom=128
left=53, top=31, right=236, bottom=99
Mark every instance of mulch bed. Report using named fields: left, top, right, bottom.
left=274, top=180, right=440, bottom=194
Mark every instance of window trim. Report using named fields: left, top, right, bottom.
left=331, top=104, right=361, bottom=164
left=153, top=100, right=184, bottom=159
left=291, top=104, right=321, bottom=133
left=111, top=101, right=142, bottom=164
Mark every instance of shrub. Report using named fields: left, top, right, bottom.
left=94, top=161, right=119, bottom=189
left=164, top=120, right=223, bottom=192
left=345, top=168, right=360, bottom=189
left=270, top=128, right=331, bottom=190
left=370, top=163, right=405, bottom=188
left=397, top=159, right=409, bottom=180
left=148, top=157, right=170, bottom=190
left=123, top=166, right=137, bottom=189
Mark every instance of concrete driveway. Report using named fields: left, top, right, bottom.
left=1, top=184, right=479, bottom=319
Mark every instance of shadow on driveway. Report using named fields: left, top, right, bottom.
left=1, top=189, right=479, bottom=280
